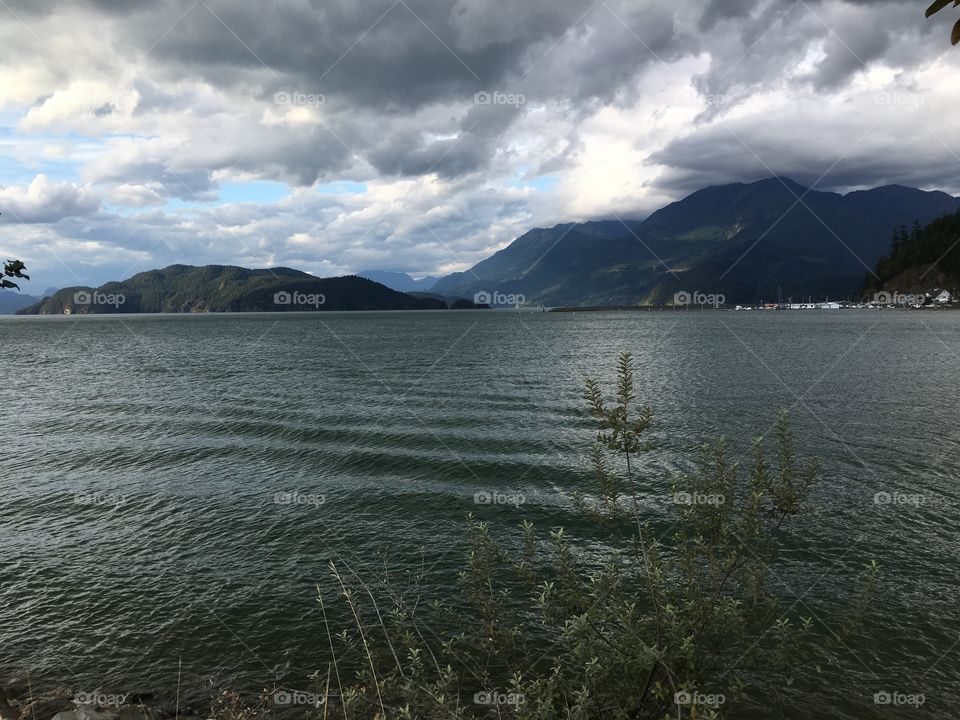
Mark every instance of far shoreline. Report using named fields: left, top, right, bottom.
left=549, top=304, right=960, bottom=312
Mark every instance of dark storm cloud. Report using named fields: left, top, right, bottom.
left=107, top=0, right=695, bottom=185
left=693, top=0, right=943, bottom=103
left=0, top=0, right=160, bottom=15
left=15, top=0, right=936, bottom=191
left=650, top=109, right=960, bottom=197
left=86, top=0, right=692, bottom=114
left=698, top=0, right=758, bottom=31
left=116, top=0, right=587, bottom=107
left=368, top=130, right=485, bottom=177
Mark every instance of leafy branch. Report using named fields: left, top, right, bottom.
left=927, top=0, right=960, bottom=45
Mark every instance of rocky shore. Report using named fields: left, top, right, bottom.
left=0, top=685, right=328, bottom=720
left=0, top=688, right=209, bottom=720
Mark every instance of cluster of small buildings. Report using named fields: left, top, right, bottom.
left=861, top=289, right=955, bottom=309
left=735, top=301, right=843, bottom=311
left=734, top=289, right=956, bottom=311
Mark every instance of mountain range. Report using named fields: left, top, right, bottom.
left=0, top=286, right=59, bottom=314
left=16, top=266, right=480, bottom=314
left=430, top=178, right=960, bottom=305
left=8, top=177, right=960, bottom=313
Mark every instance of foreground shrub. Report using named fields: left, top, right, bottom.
left=303, top=353, right=874, bottom=719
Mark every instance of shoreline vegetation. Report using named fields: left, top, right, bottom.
left=6, top=354, right=877, bottom=719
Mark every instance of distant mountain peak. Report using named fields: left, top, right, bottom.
left=737, top=176, right=813, bottom=195
left=432, top=178, right=960, bottom=306
left=356, top=270, right=439, bottom=292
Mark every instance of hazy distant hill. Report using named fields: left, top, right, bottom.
left=0, top=285, right=59, bottom=314
left=18, top=265, right=450, bottom=314
left=0, top=292, right=44, bottom=314
left=357, top=270, right=439, bottom=292
left=432, top=178, right=960, bottom=305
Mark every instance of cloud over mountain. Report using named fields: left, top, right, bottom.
left=0, top=0, right=955, bottom=287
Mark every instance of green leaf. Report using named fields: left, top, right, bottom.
left=927, top=0, right=952, bottom=17
left=953, top=17, right=960, bottom=44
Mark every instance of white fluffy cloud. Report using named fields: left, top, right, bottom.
left=0, top=175, right=100, bottom=223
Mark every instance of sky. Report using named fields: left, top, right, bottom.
left=1, top=0, right=958, bottom=289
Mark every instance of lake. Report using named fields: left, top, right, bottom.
left=1, top=310, right=957, bottom=718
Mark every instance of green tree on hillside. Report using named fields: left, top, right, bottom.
left=864, top=211, right=960, bottom=298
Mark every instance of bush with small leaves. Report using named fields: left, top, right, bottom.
left=274, top=353, right=875, bottom=720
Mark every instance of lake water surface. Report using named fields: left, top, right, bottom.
left=1, top=310, right=958, bottom=718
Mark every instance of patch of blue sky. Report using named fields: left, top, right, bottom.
left=0, top=155, right=82, bottom=184
left=509, top=172, right=559, bottom=191
left=218, top=179, right=291, bottom=204
left=0, top=126, right=106, bottom=184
